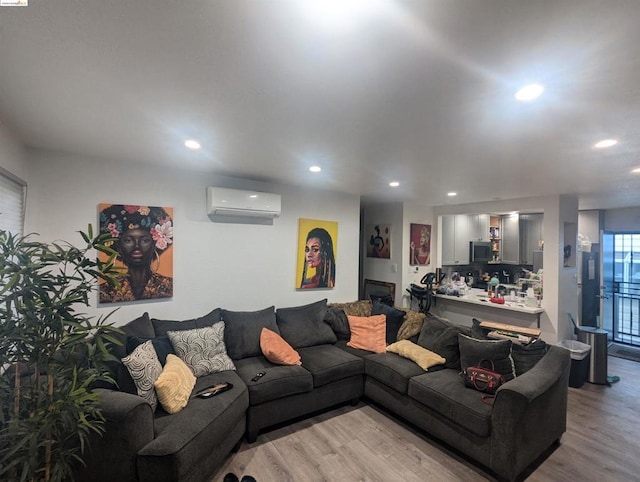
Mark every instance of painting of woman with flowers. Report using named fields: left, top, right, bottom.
left=98, top=204, right=174, bottom=303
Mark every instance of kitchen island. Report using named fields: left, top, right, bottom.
left=432, top=288, right=544, bottom=328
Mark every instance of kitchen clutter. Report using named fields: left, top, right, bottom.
left=430, top=266, right=543, bottom=307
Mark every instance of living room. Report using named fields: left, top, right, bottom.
left=2, top=2, right=640, bottom=481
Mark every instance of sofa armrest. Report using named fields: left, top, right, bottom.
left=74, top=389, right=155, bottom=482
left=489, top=345, right=571, bottom=480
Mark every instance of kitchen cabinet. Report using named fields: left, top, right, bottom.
left=519, top=213, right=543, bottom=265
left=468, top=214, right=490, bottom=242
left=501, top=214, right=520, bottom=264
left=441, top=214, right=470, bottom=265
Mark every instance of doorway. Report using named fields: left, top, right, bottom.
left=601, top=232, right=640, bottom=346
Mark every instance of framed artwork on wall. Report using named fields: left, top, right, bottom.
left=98, top=204, right=174, bottom=303
left=366, top=224, right=391, bottom=259
left=297, top=218, right=338, bottom=289
left=409, top=223, right=431, bottom=265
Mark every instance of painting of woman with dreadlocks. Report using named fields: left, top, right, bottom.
left=297, top=218, right=338, bottom=289
left=98, top=204, right=174, bottom=303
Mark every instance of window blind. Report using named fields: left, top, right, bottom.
left=0, top=170, right=25, bottom=235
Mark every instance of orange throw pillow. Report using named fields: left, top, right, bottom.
left=347, top=314, right=387, bottom=353
left=260, top=328, right=302, bottom=366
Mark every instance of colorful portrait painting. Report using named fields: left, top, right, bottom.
left=410, top=223, right=431, bottom=266
left=366, top=224, right=391, bottom=259
left=98, top=204, right=174, bottom=303
left=297, top=218, right=338, bottom=289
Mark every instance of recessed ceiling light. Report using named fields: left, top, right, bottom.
left=514, top=84, right=544, bottom=102
left=447, top=192, right=457, bottom=197
left=184, top=139, right=201, bottom=150
left=632, top=167, right=640, bottom=174
left=593, top=139, right=618, bottom=149
left=389, top=181, right=400, bottom=187
left=309, top=166, right=322, bottom=173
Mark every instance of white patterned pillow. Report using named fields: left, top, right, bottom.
left=121, top=340, right=162, bottom=411
left=168, top=323, right=235, bottom=377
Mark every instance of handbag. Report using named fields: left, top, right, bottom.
left=463, top=359, right=505, bottom=395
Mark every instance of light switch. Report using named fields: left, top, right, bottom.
left=391, top=263, right=398, bottom=273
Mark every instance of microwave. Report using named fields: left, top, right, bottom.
left=470, top=241, right=492, bottom=262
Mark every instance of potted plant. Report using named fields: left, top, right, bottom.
left=0, top=226, right=122, bottom=481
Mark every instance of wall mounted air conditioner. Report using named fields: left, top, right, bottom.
left=206, top=187, right=281, bottom=218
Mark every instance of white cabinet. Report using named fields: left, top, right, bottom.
left=469, top=214, right=490, bottom=242
left=501, top=214, right=520, bottom=264
left=519, top=213, right=543, bottom=265
left=441, top=215, right=470, bottom=265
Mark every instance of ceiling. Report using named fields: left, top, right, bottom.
left=1, top=0, right=640, bottom=209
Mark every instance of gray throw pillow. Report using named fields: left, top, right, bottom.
left=151, top=308, right=222, bottom=336
left=222, top=306, right=278, bottom=360
left=168, top=323, right=235, bottom=377
left=458, top=333, right=516, bottom=382
left=511, top=338, right=548, bottom=376
left=276, top=299, right=337, bottom=348
left=324, top=307, right=351, bottom=340
left=110, top=312, right=154, bottom=359
left=121, top=340, right=162, bottom=411
left=371, top=299, right=406, bottom=345
left=417, top=314, right=463, bottom=369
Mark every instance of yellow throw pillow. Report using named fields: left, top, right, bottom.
left=260, top=327, right=302, bottom=365
left=346, top=314, right=387, bottom=354
left=386, top=340, right=446, bottom=371
left=154, top=354, right=197, bottom=414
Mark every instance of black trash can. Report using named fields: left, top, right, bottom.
left=558, top=340, right=591, bottom=388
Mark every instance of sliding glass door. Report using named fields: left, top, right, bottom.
left=601, top=232, right=640, bottom=346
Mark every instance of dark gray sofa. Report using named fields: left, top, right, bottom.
left=77, top=299, right=569, bottom=482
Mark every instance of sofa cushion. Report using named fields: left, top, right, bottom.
left=154, top=354, right=196, bottom=414
left=298, top=344, right=363, bottom=388
left=234, top=356, right=313, bottom=405
left=458, top=333, right=516, bottom=382
left=222, top=306, right=279, bottom=360
left=121, top=340, right=162, bottom=411
left=347, top=314, right=387, bottom=353
left=151, top=308, right=222, bottom=336
left=111, top=312, right=155, bottom=360
left=386, top=340, right=446, bottom=371
left=328, top=300, right=372, bottom=317
left=323, top=307, right=351, bottom=340
left=126, top=335, right=175, bottom=365
left=276, top=299, right=337, bottom=348
left=511, top=338, right=548, bottom=376
left=144, top=370, right=248, bottom=479
left=364, top=352, right=426, bottom=394
left=371, top=299, right=406, bottom=344
left=396, top=308, right=426, bottom=341
left=408, top=369, right=493, bottom=438
left=168, top=323, right=235, bottom=377
left=334, top=340, right=375, bottom=358
left=416, top=314, right=464, bottom=369
left=260, top=328, right=301, bottom=366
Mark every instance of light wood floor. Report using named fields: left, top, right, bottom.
left=213, top=356, right=640, bottom=482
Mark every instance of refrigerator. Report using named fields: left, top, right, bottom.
left=577, top=245, right=600, bottom=327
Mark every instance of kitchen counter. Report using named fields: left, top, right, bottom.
left=433, top=288, right=544, bottom=327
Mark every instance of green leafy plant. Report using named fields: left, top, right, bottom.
left=0, top=226, right=123, bottom=481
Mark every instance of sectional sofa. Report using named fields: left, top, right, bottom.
left=75, top=299, right=570, bottom=482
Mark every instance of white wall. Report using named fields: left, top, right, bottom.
left=361, top=202, right=404, bottom=303
left=0, top=120, right=27, bottom=182
left=24, top=150, right=360, bottom=326
left=578, top=210, right=602, bottom=243
left=401, top=202, right=436, bottom=307
left=604, top=207, right=640, bottom=232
